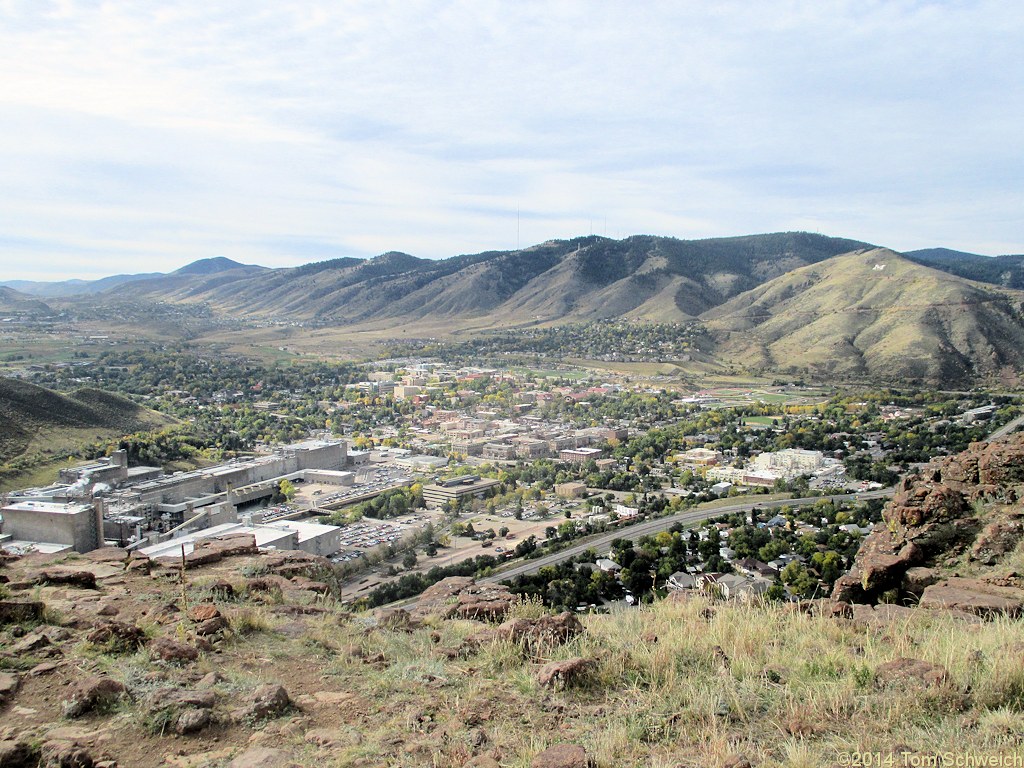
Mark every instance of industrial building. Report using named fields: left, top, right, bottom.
left=2, top=439, right=348, bottom=554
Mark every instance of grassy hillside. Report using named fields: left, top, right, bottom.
left=1, top=551, right=1022, bottom=767
left=0, top=377, right=174, bottom=489
left=704, top=248, right=1024, bottom=385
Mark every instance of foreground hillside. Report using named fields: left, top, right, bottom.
left=1, top=437, right=1023, bottom=767
left=704, top=248, right=1024, bottom=385
left=0, top=378, right=175, bottom=489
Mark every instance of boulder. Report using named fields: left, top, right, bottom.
left=62, top=676, right=127, bottom=718
left=0, top=600, right=44, bottom=624
left=187, top=604, right=221, bottom=623
left=537, top=657, right=594, bottom=689
left=36, top=569, right=97, bottom=589
left=970, top=518, right=1024, bottom=564
left=149, top=637, right=200, bottom=664
left=918, top=577, right=1023, bottom=618
left=39, top=739, right=96, bottom=768
left=147, top=688, right=216, bottom=735
left=84, top=621, right=147, bottom=652
left=531, top=744, right=590, bottom=768
left=0, top=738, right=35, bottom=767
left=83, top=548, right=129, bottom=564
left=495, top=612, right=583, bottom=652
left=195, top=616, right=229, bottom=636
left=233, top=683, right=292, bottom=723
left=875, top=657, right=948, bottom=688
left=0, top=671, right=20, bottom=704
left=263, top=551, right=332, bottom=580
left=413, top=577, right=514, bottom=622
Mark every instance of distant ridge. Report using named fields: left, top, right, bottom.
left=0, top=256, right=267, bottom=297
left=116, top=231, right=873, bottom=325
left=905, top=248, right=1024, bottom=290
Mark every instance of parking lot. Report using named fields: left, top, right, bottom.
left=292, top=468, right=414, bottom=509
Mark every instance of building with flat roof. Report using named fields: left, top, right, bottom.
left=422, top=477, right=501, bottom=508
left=559, top=447, right=603, bottom=464
left=0, top=500, right=102, bottom=553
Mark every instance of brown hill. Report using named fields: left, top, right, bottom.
left=0, top=378, right=174, bottom=486
left=115, top=232, right=871, bottom=325
left=703, top=248, right=1024, bottom=385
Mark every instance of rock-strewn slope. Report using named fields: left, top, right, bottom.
left=2, top=496, right=1024, bottom=766
left=832, top=433, right=1024, bottom=615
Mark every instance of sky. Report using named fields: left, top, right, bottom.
left=1, top=1, right=1022, bottom=281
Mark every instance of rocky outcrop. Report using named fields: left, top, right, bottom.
left=155, top=534, right=258, bottom=569
left=832, top=434, right=1024, bottom=615
left=495, top=611, right=584, bottom=653
left=413, top=577, right=515, bottom=622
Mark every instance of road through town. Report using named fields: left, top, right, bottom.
left=480, top=488, right=895, bottom=583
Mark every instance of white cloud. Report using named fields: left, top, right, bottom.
left=1, top=0, right=1022, bottom=281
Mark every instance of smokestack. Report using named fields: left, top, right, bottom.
left=93, top=497, right=106, bottom=551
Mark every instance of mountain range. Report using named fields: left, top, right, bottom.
left=4, top=233, right=1024, bottom=385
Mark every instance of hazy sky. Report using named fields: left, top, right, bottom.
left=2, top=1, right=1022, bottom=281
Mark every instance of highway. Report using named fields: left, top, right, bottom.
left=988, top=413, right=1024, bottom=442
left=479, top=488, right=895, bottom=583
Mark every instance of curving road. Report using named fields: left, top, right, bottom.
left=988, top=413, right=1024, bottom=442
left=480, top=488, right=895, bottom=583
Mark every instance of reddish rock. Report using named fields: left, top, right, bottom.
left=919, top=578, right=1023, bottom=618
left=0, top=738, right=34, bottom=767
left=187, top=604, right=221, bottom=622
left=263, top=550, right=332, bottom=580
left=84, top=621, right=147, bottom=651
left=36, top=569, right=97, bottom=589
left=126, top=555, right=151, bottom=573
left=39, top=739, right=96, bottom=768
left=233, top=683, right=292, bottom=723
left=536, top=657, right=594, bottom=689
left=530, top=743, right=590, bottom=768
left=62, top=676, right=127, bottom=718
left=495, top=611, right=583, bottom=652
left=971, top=519, right=1024, bottom=564
left=150, top=636, right=200, bottom=663
left=196, top=615, right=229, bottom=636
left=876, top=657, right=949, bottom=688
left=209, top=580, right=235, bottom=599
left=413, top=577, right=515, bottom=622
left=83, top=547, right=129, bottom=564
left=246, top=576, right=289, bottom=593
left=901, top=567, right=939, bottom=596
left=10, top=629, right=54, bottom=654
